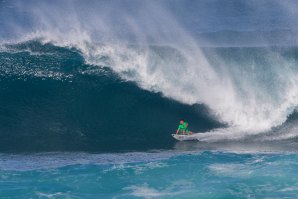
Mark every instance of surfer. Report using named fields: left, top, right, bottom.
left=176, top=119, right=192, bottom=135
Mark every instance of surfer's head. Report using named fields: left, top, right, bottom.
left=180, top=119, right=184, bottom=124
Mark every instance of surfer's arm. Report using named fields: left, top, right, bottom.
left=176, top=126, right=181, bottom=134
left=176, top=124, right=184, bottom=134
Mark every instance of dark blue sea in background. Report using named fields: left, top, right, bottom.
left=1, top=0, right=298, bottom=198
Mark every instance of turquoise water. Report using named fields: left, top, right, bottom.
left=1, top=151, right=298, bottom=198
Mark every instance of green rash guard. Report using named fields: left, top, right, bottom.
left=178, top=124, right=186, bottom=130
left=177, top=122, right=189, bottom=134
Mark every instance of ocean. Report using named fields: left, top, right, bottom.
left=1, top=0, right=298, bottom=198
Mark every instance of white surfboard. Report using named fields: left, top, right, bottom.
left=172, top=129, right=225, bottom=142
left=171, top=134, right=199, bottom=141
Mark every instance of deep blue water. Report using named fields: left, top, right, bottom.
left=1, top=0, right=298, bottom=198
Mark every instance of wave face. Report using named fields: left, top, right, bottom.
left=1, top=0, right=298, bottom=151
left=0, top=41, right=221, bottom=152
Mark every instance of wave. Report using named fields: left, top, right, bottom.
left=0, top=41, right=222, bottom=152
left=1, top=40, right=298, bottom=152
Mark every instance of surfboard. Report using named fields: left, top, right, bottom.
left=171, top=134, right=199, bottom=141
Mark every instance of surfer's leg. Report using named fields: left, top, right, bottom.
left=185, top=130, right=192, bottom=135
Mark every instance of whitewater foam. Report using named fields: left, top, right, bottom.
left=124, top=184, right=184, bottom=198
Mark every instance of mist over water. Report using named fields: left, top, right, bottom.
left=1, top=0, right=298, bottom=145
